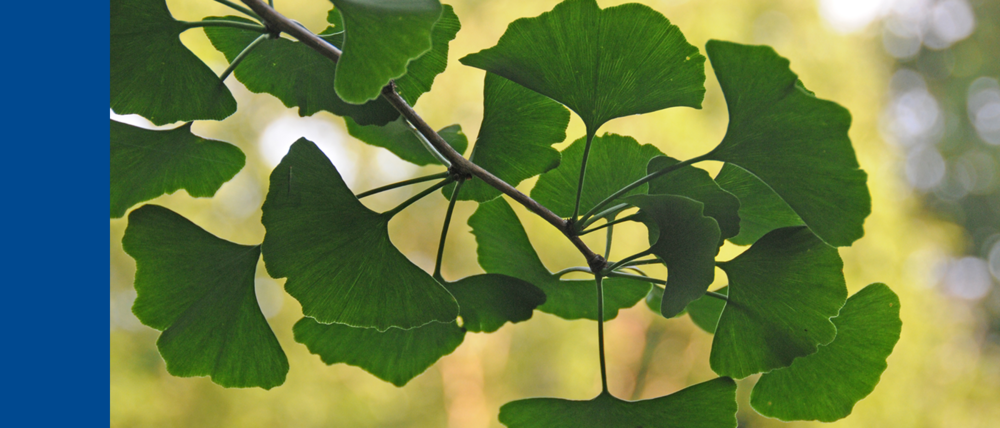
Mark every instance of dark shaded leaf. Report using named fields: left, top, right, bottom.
left=469, top=198, right=649, bottom=320
left=294, top=318, right=464, bottom=387
left=393, top=4, right=461, bottom=106
left=498, top=377, right=737, bottom=428
left=111, top=120, right=245, bottom=218
left=111, top=0, right=236, bottom=124
left=447, top=73, right=570, bottom=202
left=705, top=40, right=869, bottom=247
left=443, top=274, right=546, bottom=333
left=330, top=0, right=442, bottom=103
left=751, top=283, right=901, bottom=422
left=460, top=0, right=705, bottom=134
left=261, top=138, right=458, bottom=330
left=532, top=134, right=663, bottom=217
left=711, top=227, right=847, bottom=378
left=686, top=286, right=728, bottom=334
left=628, top=195, right=721, bottom=318
left=647, top=156, right=741, bottom=243
left=204, top=16, right=399, bottom=126
left=713, top=163, right=803, bottom=246
left=347, top=119, right=468, bottom=166
left=123, top=205, right=287, bottom=389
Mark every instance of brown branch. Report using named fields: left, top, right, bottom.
left=239, top=0, right=605, bottom=271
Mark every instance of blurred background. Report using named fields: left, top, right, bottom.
left=110, top=0, right=1000, bottom=426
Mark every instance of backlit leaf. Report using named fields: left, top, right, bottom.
left=711, top=227, right=847, bottom=378
left=498, top=377, right=737, bottom=428
left=628, top=195, right=721, bottom=318
left=469, top=198, right=649, bottom=320
left=111, top=0, right=236, bottom=125
left=294, top=318, right=464, bottom=387
left=532, top=134, right=663, bottom=217
left=647, top=156, right=741, bottom=243
left=443, top=274, right=546, bottom=333
left=686, top=286, right=728, bottom=334
left=123, top=205, right=287, bottom=389
left=331, top=0, right=442, bottom=103
left=461, top=0, right=705, bottom=134
left=751, top=283, right=901, bottom=422
left=705, top=40, right=869, bottom=247
left=110, top=120, right=245, bottom=218
left=713, top=163, right=803, bottom=246
left=261, top=138, right=458, bottom=330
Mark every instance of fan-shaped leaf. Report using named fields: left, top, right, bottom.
left=331, top=0, right=442, bottom=103
left=261, top=138, right=458, bottom=330
left=710, top=227, right=847, bottom=378
left=448, top=73, right=570, bottom=202
left=647, top=156, right=740, bottom=243
left=294, top=318, right=464, bottom=387
left=123, top=205, right=287, bottom=389
left=705, top=40, right=869, bottom=247
left=628, top=195, right=721, bottom=318
left=443, top=274, right=546, bottom=333
left=498, top=377, right=737, bottom=428
left=751, top=283, right=901, bottom=422
left=111, top=0, right=236, bottom=124
left=110, top=120, right=245, bottom=218
left=469, top=198, right=649, bottom=320
left=532, top=134, right=663, bottom=217
left=460, top=0, right=705, bottom=134
left=713, top=163, right=803, bottom=246
left=686, top=286, right=728, bottom=334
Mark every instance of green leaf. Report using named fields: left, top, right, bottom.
left=532, top=134, right=663, bottom=217
left=469, top=198, right=649, bottom=320
left=443, top=274, right=546, bottom=333
left=111, top=120, right=245, bottom=218
left=711, top=227, right=847, bottom=378
left=704, top=40, right=869, bottom=247
left=460, top=0, right=705, bottom=134
left=497, top=377, right=737, bottom=428
left=627, top=195, right=721, bottom=318
left=448, top=73, right=570, bottom=202
left=713, top=163, right=804, bottom=246
left=686, top=286, right=728, bottom=334
left=393, top=4, right=462, bottom=106
left=330, top=0, right=442, bottom=103
left=751, top=283, right=901, bottom=422
left=294, top=318, right=464, bottom=387
left=111, top=0, right=236, bottom=125
left=646, top=156, right=741, bottom=243
left=122, top=205, right=287, bottom=389
left=204, top=16, right=399, bottom=126
left=347, top=119, right=468, bottom=166
left=261, top=138, right=458, bottom=330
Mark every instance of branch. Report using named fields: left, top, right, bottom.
left=240, top=0, right=605, bottom=271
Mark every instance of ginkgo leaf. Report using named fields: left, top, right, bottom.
left=705, top=40, right=869, bottom=247
left=751, top=283, right=902, bottom=422
left=469, top=198, right=649, bottom=320
left=204, top=16, right=398, bottom=126
left=686, top=287, right=728, bottom=334
left=711, top=227, right=847, bottom=379
left=260, top=138, right=458, bottom=331
left=646, top=156, right=741, bottom=243
left=294, top=318, right=464, bottom=387
left=331, top=0, right=442, bottom=103
left=532, top=134, right=663, bottom=218
left=498, top=377, right=737, bottom=428
left=460, top=0, right=705, bottom=134
left=111, top=0, right=236, bottom=125
left=713, top=163, right=803, bottom=246
left=393, top=4, right=461, bottom=106
left=448, top=73, right=570, bottom=202
left=122, top=205, right=287, bottom=389
left=110, top=120, right=245, bottom=218
left=443, top=274, right=546, bottom=333
left=628, top=195, right=721, bottom=318
left=346, top=119, right=468, bottom=166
